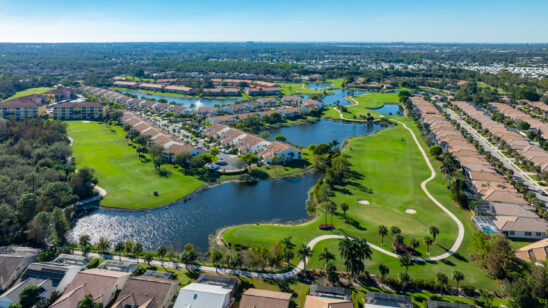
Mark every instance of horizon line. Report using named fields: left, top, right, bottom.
left=0, top=41, right=548, bottom=45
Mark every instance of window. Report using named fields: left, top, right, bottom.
left=525, top=232, right=532, bottom=236
left=509, top=231, right=514, bottom=236
left=536, top=232, right=542, bottom=236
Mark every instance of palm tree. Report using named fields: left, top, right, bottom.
left=318, top=247, right=335, bottom=269
left=424, top=236, right=433, bottom=255
left=326, top=263, right=338, bottom=286
left=96, top=237, right=110, bottom=253
left=210, top=251, right=224, bottom=273
left=452, top=271, right=464, bottom=294
left=436, top=272, right=449, bottom=294
left=390, top=226, right=401, bottom=237
left=228, top=253, right=243, bottom=269
left=166, top=245, right=175, bottom=261
left=409, top=239, right=420, bottom=250
left=79, top=234, right=91, bottom=249
left=394, top=234, right=405, bottom=246
left=429, top=226, right=440, bottom=242
left=340, top=203, right=349, bottom=221
left=143, top=252, right=153, bottom=266
left=296, top=244, right=313, bottom=272
left=399, top=253, right=413, bottom=273
left=399, top=272, right=410, bottom=291
left=378, top=264, right=390, bottom=281
left=338, top=237, right=372, bottom=279
left=114, top=241, right=125, bottom=261
left=378, top=225, right=388, bottom=245
left=156, top=245, right=167, bottom=265
left=124, top=240, right=134, bottom=257
left=133, top=242, right=143, bottom=261
left=180, top=244, right=198, bottom=271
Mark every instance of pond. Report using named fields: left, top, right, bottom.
left=70, top=173, right=321, bottom=252
left=368, top=104, right=403, bottom=116
left=267, top=120, right=387, bottom=147
left=123, top=90, right=240, bottom=108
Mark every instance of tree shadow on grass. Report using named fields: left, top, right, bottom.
left=346, top=181, right=373, bottom=194
left=157, top=169, right=172, bottom=177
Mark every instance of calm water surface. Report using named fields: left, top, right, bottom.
left=71, top=173, right=321, bottom=251
left=268, top=120, right=386, bottom=147
left=369, top=104, right=403, bottom=116
left=124, top=90, right=239, bottom=108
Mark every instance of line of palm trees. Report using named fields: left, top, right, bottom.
left=376, top=224, right=439, bottom=255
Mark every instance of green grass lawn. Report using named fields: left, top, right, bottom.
left=67, top=121, right=204, bottom=209
left=279, top=82, right=333, bottom=96
left=326, top=78, right=345, bottom=89
left=223, top=116, right=497, bottom=289
left=344, top=92, right=400, bottom=118
left=5, top=87, right=53, bottom=100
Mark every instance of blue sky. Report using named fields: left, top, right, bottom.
left=0, top=0, right=546, bottom=43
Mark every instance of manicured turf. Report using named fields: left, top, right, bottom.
left=278, top=82, right=333, bottom=96
left=325, top=78, right=345, bottom=89
left=344, top=92, right=400, bottom=118
left=223, top=113, right=497, bottom=289
left=5, top=87, right=53, bottom=100
left=67, top=121, right=204, bottom=209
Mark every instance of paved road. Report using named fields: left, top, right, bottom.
left=440, top=104, right=548, bottom=204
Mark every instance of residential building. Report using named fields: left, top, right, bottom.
left=44, top=87, right=75, bottom=102
left=514, top=238, right=548, bottom=262
left=112, top=276, right=178, bottom=308
left=53, top=102, right=107, bottom=120
left=239, top=288, right=291, bottom=308
left=173, top=275, right=237, bottom=308
left=427, top=301, right=474, bottom=308
left=164, top=85, right=194, bottom=95
left=113, top=81, right=138, bottom=88
left=140, top=83, right=164, bottom=91
left=50, top=269, right=131, bottom=308
left=0, top=100, right=46, bottom=120
left=304, top=285, right=353, bottom=308
left=364, top=291, right=412, bottom=308
left=96, top=260, right=139, bottom=274
left=0, top=261, right=83, bottom=308
left=0, top=247, right=39, bottom=291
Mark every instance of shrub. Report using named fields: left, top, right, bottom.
left=87, top=258, right=100, bottom=268
left=319, top=224, right=334, bottom=230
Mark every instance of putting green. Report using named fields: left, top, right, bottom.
left=355, top=206, right=426, bottom=234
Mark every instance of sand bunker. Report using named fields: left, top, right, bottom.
left=358, top=200, right=370, bottom=205
left=405, top=209, right=417, bottom=214
left=82, top=121, right=91, bottom=123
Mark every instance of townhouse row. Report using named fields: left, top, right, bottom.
left=411, top=96, right=547, bottom=239
left=120, top=112, right=202, bottom=162
left=207, top=99, right=323, bottom=124
left=5, top=246, right=433, bottom=308
left=113, top=79, right=282, bottom=96
left=518, top=98, right=548, bottom=112
left=205, top=123, right=301, bottom=162
left=490, top=102, right=548, bottom=139
left=80, top=86, right=320, bottom=119
left=453, top=101, right=548, bottom=173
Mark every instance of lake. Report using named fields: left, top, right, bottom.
left=70, top=173, right=321, bottom=252
left=124, top=90, right=240, bottom=108
left=267, top=119, right=386, bottom=147
left=369, top=104, right=403, bottom=116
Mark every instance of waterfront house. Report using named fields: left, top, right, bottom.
left=173, top=275, right=237, bottom=308
left=139, top=83, right=164, bottom=91
left=0, top=262, right=83, bottom=308
left=50, top=269, right=130, bottom=308
left=113, top=81, right=138, bottom=88
left=0, top=247, right=39, bottom=291
left=112, top=276, right=178, bottom=308
left=239, top=288, right=291, bottom=308
left=364, top=291, right=412, bottom=308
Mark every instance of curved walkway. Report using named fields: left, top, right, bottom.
left=74, top=100, right=464, bottom=279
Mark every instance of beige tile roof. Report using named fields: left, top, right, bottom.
left=239, top=288, right=292, bottom=308
left=515, top=238, right=548, bottom=262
